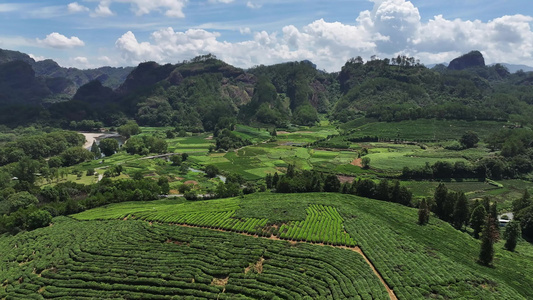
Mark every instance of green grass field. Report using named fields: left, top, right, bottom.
left=348, top=119, right=505, bottom=141
left=68, top=193, right=533, bottom=299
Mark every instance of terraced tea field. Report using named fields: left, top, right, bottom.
left=68, top=193, right=533, bottom=299
left=1, top=217, right=389, bottom=299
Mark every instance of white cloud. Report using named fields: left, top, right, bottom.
left=246, top=1, right=262, bottom=9
left=209, top=0, right=234, bottom=3
left=67, top=2, right=89, bottom=13
left=115, top=22, right=379, bottom=71
left=91, top=0, right=187, bottom=18
left=74, top=56, right=89, bottom=64
left=0, top=3, right=24, bottom=13
left=36, top=32, right=85, bottom=49
left=92, top=1, right=114, bottom=17
left=240, top=27, right=251, bottom=35
left=112, top=0, right=533, bottom=71
left=98, top=56, right=113, bottom=65
left=28, top=54, right=46, bottom=62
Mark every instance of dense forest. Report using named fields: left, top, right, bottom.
left=1, top=50, right=533, bottom=132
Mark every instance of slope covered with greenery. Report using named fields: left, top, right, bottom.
left=70, top=193, right=533, bottom=299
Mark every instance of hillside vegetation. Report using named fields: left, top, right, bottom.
left=2, top=193, right=531, bottom=299
left=3, top=50, right=533, bottom=131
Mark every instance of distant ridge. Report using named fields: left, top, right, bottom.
left=0, top=48, right=133, bottom=90
left=492, top=63, right=533, bottom=73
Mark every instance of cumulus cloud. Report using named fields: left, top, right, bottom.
left=67, top=2, right=89, bottom=13
left=37, top=32, right=85, bottom=49
left=113, top=0, right=533, bottom=71
left=91, top=0, right=186, bottom=18
left=115, top=21, right=379, bottom=71
left=98, top=56, right=113, bottom=65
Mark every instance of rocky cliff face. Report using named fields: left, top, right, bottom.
left=448, top=51, right=485, bottom=70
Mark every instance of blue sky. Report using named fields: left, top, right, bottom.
left=0, top=0, right=532, bottom=71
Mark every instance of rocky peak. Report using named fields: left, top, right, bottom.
left=448, top=51, right=485, bottom=70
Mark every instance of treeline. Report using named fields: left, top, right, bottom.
left=266, top=165, right=413, bottom=206
left=431, top=183, right=470, bottom=230
left=401, top=158, right=523, bottom=181
left=0, top=177, right=169, bottom=235
left=0, top=130, right=84, bottom=165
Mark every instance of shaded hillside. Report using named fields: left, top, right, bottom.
left=0, top=48, right=132, bottom=96
left=0, top=60, right=51, bottom=106
left=32, top=59, right=133, bottom=90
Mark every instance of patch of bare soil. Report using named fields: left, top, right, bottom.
left=211, top=276, right=229, bottom=286
left=165, top=239, right=189, bottom=246
left=205, top=135, right=213, bottom=140
left=351, top=158, right=363, bottom=167
left=184, top=180, right=198, bottom=185
left=276, top=131, right=290, bottom=134
left=245, top=257, right=265, bottom=274
left=337, top=175, right=355, bottom=184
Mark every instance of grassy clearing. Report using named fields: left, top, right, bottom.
left=348, top=119, right=505, bottom=141
left=363, top=143, right=470, bottom=172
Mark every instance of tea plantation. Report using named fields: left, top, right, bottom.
left=2, top=193, right=533, bottom=299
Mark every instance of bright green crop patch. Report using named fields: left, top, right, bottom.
left=74, top=195, right=357, bottom=246
left=279, top=205, right=356, bottom=246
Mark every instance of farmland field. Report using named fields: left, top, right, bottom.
left=346, top=119, right=506, bottom=142
left=1, top=217, right=388, bottom=299
left=68, top=193, right=533, bottom=299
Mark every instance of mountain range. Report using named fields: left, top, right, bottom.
left=1, top=48, right=533, bottom=129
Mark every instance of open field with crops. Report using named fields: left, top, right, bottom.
left=346, top=119, right=506, bottom=142
left=68, top=193, right=533, bottom=299
left=38, top=120, right=529, bottom=206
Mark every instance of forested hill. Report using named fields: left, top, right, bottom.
left=1, top=49, right=533, bottom=129
left=0, top=48, right=133, bottom=103
left=44, top=54, right=338, bottom=130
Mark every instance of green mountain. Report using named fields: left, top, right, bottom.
left=333, top=54, right=533, bottom=123
left=2, top=48, right=533, bottom=129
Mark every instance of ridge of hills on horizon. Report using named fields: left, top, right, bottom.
left=1, top=48, right=533, bottom=129
left=426, top=62, right=533, bottom=73
left=0, top=48, right=133, bottom=103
